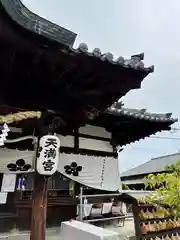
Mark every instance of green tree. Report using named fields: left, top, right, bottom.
left=122, top=183, right=130, bottom=190
left=142, top=160, right=180, bottom=217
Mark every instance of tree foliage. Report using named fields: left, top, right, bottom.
left=143, top=160, right=180, bottom=217
left=122, top=183, right=130, bottom=190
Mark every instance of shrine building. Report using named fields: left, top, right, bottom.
left=0, top=0, right=177, bottom=233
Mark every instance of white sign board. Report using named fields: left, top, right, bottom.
left=0, top=193, right=8, bottom=204
left=1, top=174, right=16, bottom=192
left=36, top=135, right=60, bottom=175
left=60, top=220, right=119, bottom=240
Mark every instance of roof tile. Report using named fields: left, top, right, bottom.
left=106, top=105, right=178, bottom=123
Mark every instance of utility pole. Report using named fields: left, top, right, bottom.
left=30, top=112, right=57, bottom=240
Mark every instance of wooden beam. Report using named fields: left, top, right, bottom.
left=59, top=146, right=118, bottom=158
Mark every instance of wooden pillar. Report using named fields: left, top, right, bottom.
left=30, top=173, right=48, bottom=240
left=132, top=200, right=141, bottom=240
left=30, top=112, right=54, bottom=240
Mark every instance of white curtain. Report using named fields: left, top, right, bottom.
left=0, top=149, right=120, bottom=191
left=0, top=148, right=35, bottom=173
left=58, top=153, right=120, bottom=191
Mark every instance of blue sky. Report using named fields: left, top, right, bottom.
left=22, top=0, right=180, bottom=172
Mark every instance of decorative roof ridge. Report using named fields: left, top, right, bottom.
left=1, top=0, right=154, bottom=73
left=106, top=106, right=178, bottom=123
left=70, top=43, right=154, bottom=73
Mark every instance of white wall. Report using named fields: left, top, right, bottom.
left=9, top=125, right=114, bottom=153
left=79, top=137, right=113, bottom=152
left=79, top=125, right=113, bottom=152
left=79, top=125, right=111, bottom=139
left=58, top=125, right=113, bottom=153
left=57, top=135, right=74, bottom=148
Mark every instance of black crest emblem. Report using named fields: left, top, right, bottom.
left=7, top=159, right=31, bottom=172
left=64, top=162, right=82, bottom=177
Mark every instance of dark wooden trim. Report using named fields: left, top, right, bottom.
left=74, top=128, right=79, bottom=151
left=132, top=201, right=141, bottom=240
left=77, top=148, right=118, bottom=158
left=61, top=146, right=118, bottom=158
left=78, top=133, right=110, bottom=142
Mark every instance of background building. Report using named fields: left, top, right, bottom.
left=121, top=152, right=180, bottom=190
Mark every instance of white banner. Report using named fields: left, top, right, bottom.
left=58, top=153, right=120, bottom=191
left=0, top=149, right=34, bottom=173
left=0, top=149, right=120, bottom=191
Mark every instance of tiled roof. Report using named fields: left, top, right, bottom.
left=107, top=105, right=178, bottom=123
left=0, top=0, right=158, bottom=129
left=1, top=0, right=154, bottom=73
left=121, top=152, right=180, bottom=177
left=103, top=102, right=178, bottom=147
left=69, top=45, right=154, bottom=73
left=1, top=0, right=77, bottom=47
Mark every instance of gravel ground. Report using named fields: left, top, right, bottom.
left=0, top=220, right=135, bottom=240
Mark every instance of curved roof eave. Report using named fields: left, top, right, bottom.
left=0, top=0, right=158, bottom=132
left=0, top=0, right=154, bottom=72
left=0, top=0, right=77, bottom=46
left=106, top=106, right=178, bottom=124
